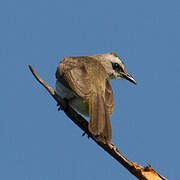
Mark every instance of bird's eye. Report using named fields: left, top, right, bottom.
left=112, top=62, right=120, bottom=70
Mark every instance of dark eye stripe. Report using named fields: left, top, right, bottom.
left=112, top=62, right=124, bottom=72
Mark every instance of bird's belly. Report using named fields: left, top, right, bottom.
left=69, top=97, right=89, bottom=116
left=56, top=81, right=89, bottom=116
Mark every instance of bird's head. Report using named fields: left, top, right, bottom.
left=92, top=52, right=136, bottom=84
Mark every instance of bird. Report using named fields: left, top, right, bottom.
left=55, top=52, right=136, bottom=146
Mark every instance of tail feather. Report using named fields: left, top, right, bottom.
left=88, top=94, right=112, bottom=144
left=88, top=94, right=105, bottom=135
left=103, top=109, right=112, bottom=143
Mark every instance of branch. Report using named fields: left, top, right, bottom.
left=28, top=65, right=167, bottom=180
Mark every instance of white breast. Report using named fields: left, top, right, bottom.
left=56, top=80, right=89, bottom=116
left=56, top=80, right=75, bottom=99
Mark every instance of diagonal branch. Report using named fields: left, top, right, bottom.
left=28, top=65, right=167, bottom=180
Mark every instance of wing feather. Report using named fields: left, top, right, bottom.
left=105, top=79, right=114, bottom=116
left=56, top=56, right=114, bottom=143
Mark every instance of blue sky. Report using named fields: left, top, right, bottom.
left=0, top=0, right=180, bottom=179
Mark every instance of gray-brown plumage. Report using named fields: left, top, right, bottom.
left=55, top=53, right=136, bottom=145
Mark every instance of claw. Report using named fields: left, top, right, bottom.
left=56, top=98, right=69, bottom=111
left=107, top=143, right=117, bottom=151
left=57, top=103, right=63, bottom=111
left=82, top=132, right=90, bottom=139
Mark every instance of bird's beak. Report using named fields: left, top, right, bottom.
left=120, top=72, right=137, bottom=85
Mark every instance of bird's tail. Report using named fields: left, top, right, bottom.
left=88, top=94, right=112, bottom=144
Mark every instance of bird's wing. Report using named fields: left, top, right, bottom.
left=56, top=56, right=113, bottom=143
left=57, top=56, right=109, bottom=99
left=105, top=79, right=114, bottom=116
left=61, top=58, right=92, bottom=98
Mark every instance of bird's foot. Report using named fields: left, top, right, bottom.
left=82, top=132, right=90, bottom=139
left=57, top=98, right=68, bottom=111
left=57, top=103, right=62, bottom=111
left=107, top=142, right=117, bottom=150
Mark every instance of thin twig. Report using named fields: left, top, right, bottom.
left=28, top=65, right=167, bottom=180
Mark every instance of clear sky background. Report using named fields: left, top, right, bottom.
left=0, top=0, right=179, bottom=179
